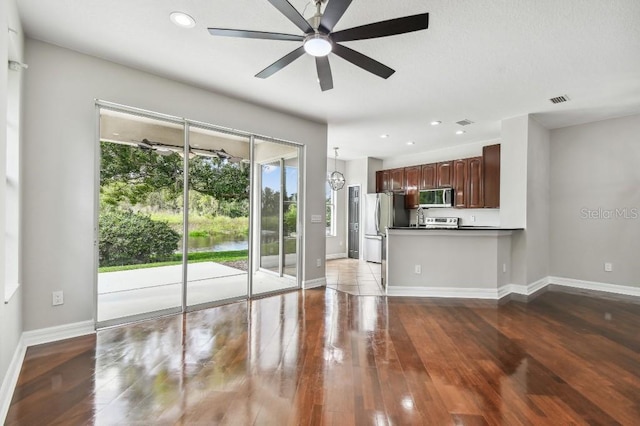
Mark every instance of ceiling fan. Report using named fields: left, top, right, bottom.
left=208, top=0, right=429, bottom=91
left=138, top=139, right=244, bottom=162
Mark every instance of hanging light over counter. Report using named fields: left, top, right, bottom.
left=328, top=147, right=345, bottom=191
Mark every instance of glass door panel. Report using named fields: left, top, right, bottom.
left=252, top=139, right=300, bottom=295
left=186, top=125, right=250, bottom=308
left=259, top=160, right=281, bottom=274
left=97, top=109, right=184, bottom=325
left=283, top=160, right=298, bottom=278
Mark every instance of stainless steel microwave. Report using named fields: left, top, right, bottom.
left=418, top=188, right=453, bottom=208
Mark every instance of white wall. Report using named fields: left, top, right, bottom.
left=525, top=117, right=550, bottom=284
left=382, top=139, right=495, bottom=169
left=501, top=115, right=551, bottom=286
left=326, top=158, right=346, bottom=258
left=550, top=114, right=640, bottom=287
left=21, top=39, right=327, bottom=331
left=500, top=116, right=528, bottom=228
left=1, top=0, right=24, bottom=411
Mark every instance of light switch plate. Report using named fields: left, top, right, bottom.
left=311, top=214, right=322, bottom=223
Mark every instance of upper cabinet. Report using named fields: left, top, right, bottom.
left=452, top=159, right=468, bottom=208
left=389, top=168, right=405, bottom=192
left=375, top=170, right=389, bottom=193
left=483, top=144, right=500, bottom=208
left=404, top=166, right=420, bottom=208
left=374, top=144, right=500, bottom=208
left=419, top=163, right=437, bottom=189
left=436, top=161, right=453, bottom=187
left=467, top=156, right=484, bottom=208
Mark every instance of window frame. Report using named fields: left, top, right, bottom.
left=325, top=180, right=337, bottom=237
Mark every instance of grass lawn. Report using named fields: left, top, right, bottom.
left=99, top=250, right=248, bottom=273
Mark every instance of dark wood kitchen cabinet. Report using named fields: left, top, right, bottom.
left=452, top=159, right=468, bottom=208
left=437, top=161, right=453, bottom=187
left=419, top=163, right=437, bottom=189
left=467, top=156, right=484, bottom=208
left=483, top=144, right=500, bottom=208
left=376, top=170, right=390, bottom=193
left=404, top=165, right=420, bottom=208
left=389, top=168, right=405, bottom=192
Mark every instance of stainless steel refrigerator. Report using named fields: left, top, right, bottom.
left=364, top=192, right=409, bottom=287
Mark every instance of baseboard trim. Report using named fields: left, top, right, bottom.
left=0, top=336, right=26, bottom=424
left=303, top=277, right=326, bottom=289
left=22, top=320, right=95, bottom=348
left=326, top=253, right=347, bottom=260
left=386, top=276, right=639, bottom=301
left=503, top=276, right=551, bottom=297
left=549, top=276, right=640, bottom=298
left=387, top=286, right=501, bottom=299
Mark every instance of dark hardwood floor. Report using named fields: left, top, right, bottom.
left=6, top=284, right=640, bottom=425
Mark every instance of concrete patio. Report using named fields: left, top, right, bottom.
left=97, top=262, right=296, bottom=323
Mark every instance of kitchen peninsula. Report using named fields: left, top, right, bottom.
left=385, top=227, right=522, bottom=298
left=373, top=142, right=526, bottom=298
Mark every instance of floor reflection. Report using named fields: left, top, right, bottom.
left=7, top=281, right=640, bottom=425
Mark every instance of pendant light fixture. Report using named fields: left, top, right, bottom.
left=328, top=147, right=345, bottom=191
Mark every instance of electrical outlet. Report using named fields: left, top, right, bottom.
left=470, top=215, right=476, bottom=222
left=52, top=291, right=64, bottom=306
left=502, top=263, right=507, bottom=273
left=604, top=262, right=613, bottom=272
left=316, top=258, right=322, bottom=267
left=414, top=264, right=421, bottom=274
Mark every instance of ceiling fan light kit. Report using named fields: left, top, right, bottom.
left=208, top=0, right=428, bottom=91
left=303, top=33, right=332, bottom=57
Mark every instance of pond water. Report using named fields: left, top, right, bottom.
left=181, top=235, right=248, bottom=252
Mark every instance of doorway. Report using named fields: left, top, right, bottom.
left=348, top=185, right=360, bottom=259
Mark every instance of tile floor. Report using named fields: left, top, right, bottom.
left=325, top=258, right=385, bottom=296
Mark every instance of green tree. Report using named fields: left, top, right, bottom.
left=100, top=142, right=249, bottom=205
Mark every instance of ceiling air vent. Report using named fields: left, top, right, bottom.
left=456, top=119, right=474, bottom=126
left=550, top=95, right=570, bottom=104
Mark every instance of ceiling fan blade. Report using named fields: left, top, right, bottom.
left=316, top=56, right=334, bottom=91
left=319, top=0, right=353, bottom=33
left=332, top=43, right=395, bottom=79
left=208, top=28, right=303, bottom=41
left=267, top=0, right=313, bottom=34
left=331, top=13, right=429, bottom=42
left=256, top=46, right=306, bottom=79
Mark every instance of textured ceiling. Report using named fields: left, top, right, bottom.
left=16, top=0, right=640, bottom=160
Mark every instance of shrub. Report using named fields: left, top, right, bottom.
left=99, top=209, right=180, bottom=267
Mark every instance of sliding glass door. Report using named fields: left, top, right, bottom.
left=252, top=139, right=301, bottom=296
left=96, top=103, right=303, bottom=327
left=97, top=109, right=184, bottom=324
left=185, top=124, right=250, bottom=308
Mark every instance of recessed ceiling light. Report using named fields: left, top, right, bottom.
left=430, top=121, right=441, bottom=126
left=170, top=12, right=196, bottom=28
left=456, top=130, right=466, bottom=135
left=406, top=141, right=415, bottom=145
left=380, top=134, right=389, bottom=139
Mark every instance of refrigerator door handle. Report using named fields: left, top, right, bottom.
left=375, top=196, right=380, bottom=234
